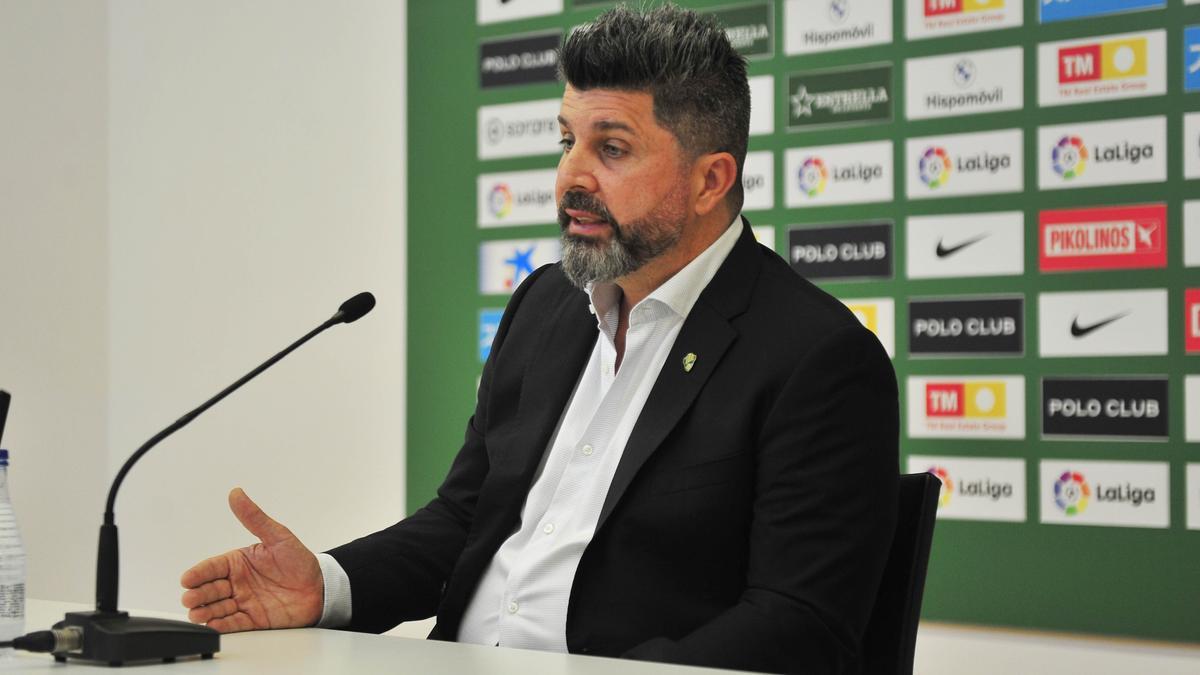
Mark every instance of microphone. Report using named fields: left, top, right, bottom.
left=44, top=293, right=375, bottom=666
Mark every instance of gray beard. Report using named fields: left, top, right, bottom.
left=559, top=220, right=680, bottom=290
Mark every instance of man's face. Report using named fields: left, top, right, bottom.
left=555, top=85, right=693, bottom=289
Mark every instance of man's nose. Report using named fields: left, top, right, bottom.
left=558, top=147, right=599, bottom=194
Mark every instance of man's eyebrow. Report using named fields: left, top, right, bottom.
left=557, top=115, right=571, bottom=130
left=556, top=115, right=635, bottom=134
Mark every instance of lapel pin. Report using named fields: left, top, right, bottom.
left=682, top=353, right=697, bottom=373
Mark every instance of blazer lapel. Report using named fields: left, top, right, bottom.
left=595, top=222, right=763, bottom=531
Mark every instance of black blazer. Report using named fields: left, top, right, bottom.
left=328, top=223, right=899, bottom=674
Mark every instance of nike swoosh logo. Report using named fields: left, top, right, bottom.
left=1070, top=312, right=1129, bottom=338
left=935, top=233, right=989, bottom=258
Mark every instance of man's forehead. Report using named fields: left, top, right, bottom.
left=558, top=86, right=657, bottom=132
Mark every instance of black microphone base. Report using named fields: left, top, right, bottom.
left=51, top=611, right=219, bottom=666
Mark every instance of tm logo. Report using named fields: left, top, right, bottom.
left=1054, top=470, right=1090, bottom=516
left=798, top=157, right=829, bottom=197
left=918, top=147, right=952, bottom=188
left=504, top=246, right=536, bottom=289
left=1052, top=135, right=1088, bottom=179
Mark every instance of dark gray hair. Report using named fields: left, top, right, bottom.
left=558, top=3, right=750, bottom=212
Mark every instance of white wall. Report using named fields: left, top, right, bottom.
left=0, top=0, right=111, bottom=605
left=0, top=0, right=407, bottom=614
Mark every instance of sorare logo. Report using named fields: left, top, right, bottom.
left=1054, top=471, right=1091, bottom=516
left=929, top=466, right=954, bottom=507
left=1052, top=136, right=1088, bottom=179
left=798, top=157, right=829, bottom=197
left=919, top=147, right=953, bottom=188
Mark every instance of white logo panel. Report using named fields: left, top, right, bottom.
left=785, top=0, right=893, bottom=55
left=905, top=129, right=1023, bottom=200
left=906, top=47, right=1024, bottom=120
left=478, top=99, right=561, bottom=160
left=1187, top=376, right=1200, bottom=442
left=1186, top=201, right=1200, bottom=267
left=1185, top=112, right=1200, bottom=180
left=906, top=0, right=1023, bottom=41
left=1037, top=116, right=1167, bottom=190
left=1038, top=289, right=1167, bottom=357
left=1040, top=460, right=1169, bottom=529
left=906, top=211, right=1024, bottom=279
left=1037, top=30, right=1166, bottom=107
left=477, top=0, right=562, bottom=25
left=750, top=75, right=774, bottom=136
left=751, top=225, right=776, bottom=251
left=784, top=141, right=894, bottom=207
left=841, top=297, right=895, bottom=357
left=1188, top=464, right=1200, bottom=531
left=907, top=375, right=1026, bottom=439
left=907, top=456, right=1026, bottom=522
left=477, top=169, right=557, bottom=227
left=479, top=238, right=561, bottom=295
left=741, top=151, right=775, bottom=211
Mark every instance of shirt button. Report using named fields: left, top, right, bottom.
left=508, top=601, right=519, bottom=614
left=582, top=444, right=594, bottom=456
left=543, top=523, right=555, bottom=534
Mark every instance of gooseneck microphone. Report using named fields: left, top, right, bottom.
left=38, top=292, right=376, bottom=666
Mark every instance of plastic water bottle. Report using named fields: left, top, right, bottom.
left=0, top=450, right=25, bottom=655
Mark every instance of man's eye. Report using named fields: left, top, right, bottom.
left=559, top=138, right=574, bottom=151
left=603, top=144, right=625, bottom=158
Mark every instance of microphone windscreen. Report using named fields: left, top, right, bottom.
left=338, top=292, right=376, bottom=323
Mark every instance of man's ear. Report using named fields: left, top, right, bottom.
left=692, top=152, right=739, bottom=217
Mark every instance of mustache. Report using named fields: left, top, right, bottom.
left=557, top=191, right=621, bottom=235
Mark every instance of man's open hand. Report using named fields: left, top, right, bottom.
left=180, top=488, right=324, bottom=633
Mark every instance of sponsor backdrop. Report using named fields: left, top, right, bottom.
left=410, top=0, right=1200, bottom=643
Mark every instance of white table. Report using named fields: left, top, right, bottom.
left=4, top=600, right=754, bottom=674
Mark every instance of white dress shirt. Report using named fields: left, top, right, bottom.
left=317, top=218, right=742, bottom=651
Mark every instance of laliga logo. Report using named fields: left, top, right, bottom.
left=489, top=184, right=513, bottom=218
left=1052, top=135, right=1088, bottom=179
left=798, top=157, right=829, bottom=198
left=1054, top=470, right=1090, bottom=516
left=928, top=466, right=953, bottom=507
left=919, top=147, right=952, bottom=189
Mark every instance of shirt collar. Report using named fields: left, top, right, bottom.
left=586, top=215, right=743, bottom=326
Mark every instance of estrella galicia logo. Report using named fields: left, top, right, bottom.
left=1042, top=377, right=1168, bottom=440
left=798, top=157, right=829, bottom=197
left=788, top=221, right=893, bottom=280
left=919, top=147, right=952, bottom=188
left=479, top=31, right=561, bottom=89
left=909, top=295, right=1024, bottom=357
left=488, top=184, right=513, bottom=218
left=479, top=309, right=503, bottom=362
left=1052, top=136, right=1088, bottom=178
left=1054, top=471, right=1090, bottom=516
left=929, top=466, right=953, bottom=507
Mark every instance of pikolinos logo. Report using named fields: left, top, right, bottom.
left=1039, top=204, right=1166, bottom=272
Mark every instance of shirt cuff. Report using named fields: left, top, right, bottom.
left=316, top=552, right=353, bottom=628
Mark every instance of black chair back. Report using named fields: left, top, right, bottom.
left=858, top=472, right=941, bottom=675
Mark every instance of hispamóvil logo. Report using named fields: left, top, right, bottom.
left=1054, top=470, right=1090, bottom=516
left=919, top=147, right=953, bottom=188
left=929, top=466, right=953, bottom=507
left=798, top=157, right=829, bottom=197
left=488, top=184, right=513, bottom=218
left=1052, top=136, right=1088, bottom=179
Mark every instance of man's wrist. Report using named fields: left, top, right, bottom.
left=315, top=552, right=353, bottom=628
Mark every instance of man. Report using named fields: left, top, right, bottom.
left=181, top=5, right=898, bottom=674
